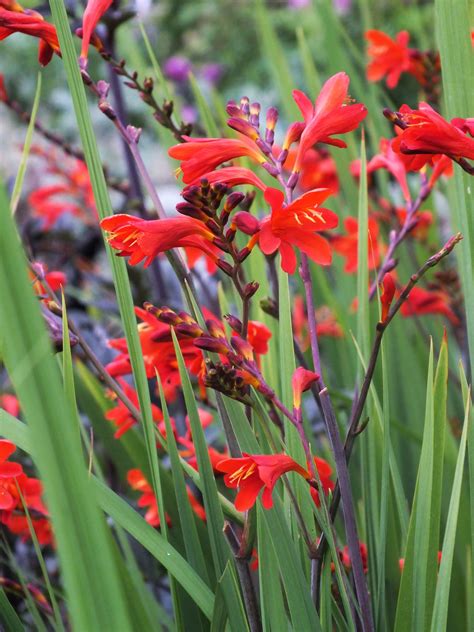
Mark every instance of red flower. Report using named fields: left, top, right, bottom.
left=187, top=166, right=267, bottom=191
left=106, top=307, right=204, bottom=401
left=291, top=72, right=367, bottom=174
left=392, top=103, right=474, bottom=165
left=0, top=8, right=60, bottom=65
left=292, top=367, right=319, bottom=409
left=401, top=286, right=460, bottom=326
left=2, top=514, right=53, bottom=546
left=0, top=394, right=20, bottom=417
left=105, top=378, right=168, bottom=439
left=0, top=440, right=23, bottom=510
left=168, top=136, right=266, bottom=184
left=341, top=542, right=368, bottom=574
left=79, top=0, right=112, bottom=66
left=365, top=30, right=412, bottom=89
left=258, top=187, right=338, bottom=274
left=127, top=469, right=171, bottom=528
left=332, top=216, right=382, bottom=273
left=380, top=273, right=396, bottom=322
left=284, top=146, right=339, bottom=193
left=310, top=457, right=335, bottom=507
left=293, top=298, right=343, bottom=350
left=396, top=207, right=432, bottom=240
left=367, top=138, right=411, bottom=203
left=101, top=214, right=218, bottom=268
left=216, top=453, right=310, bottom=511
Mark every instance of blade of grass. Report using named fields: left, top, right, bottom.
left=10, top=71, right=42, bottom=214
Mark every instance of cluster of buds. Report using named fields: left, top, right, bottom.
left=178, top=178, right=260, bottom=280
left=226, top=97, right=281, bottom=174
left=144, top=303, right=274, bottom=404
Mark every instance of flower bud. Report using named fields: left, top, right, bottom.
left=243, top=281, right=259, bottom=298
left=231, top=336, right=254, bottom=361
left=224, top=314, right=243, bottom=334
left=216, top=259, right=234, bottom=276
left=227, top=117, right=259, bottom=140
left=233, top=211, right=260, bottom=235
left=194, top=337, right=229, bottom=355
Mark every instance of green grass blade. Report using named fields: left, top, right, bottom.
left=0, top=585, right=24, bottom=632
left=0, top=179, right=132, bottom=630
left=10, top=71, right=42, bottom=215
left=435, top=0, right=474, bottom=375
left=430, top=387, right=470, bottom=631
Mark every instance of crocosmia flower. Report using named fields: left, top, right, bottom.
left=400, top=286, right=460, bottom=326
left=101, top=214, right=218, bottom=268
left=310, top=457, right=335, bottom=507
left=291, top=72, right=367, bottom=174
left=216, top=453, right=310, bottom=511
left=79, top=0, right=112, bottom=66
left=332, top=216, right=382, bottom=273
left=0, top=8, right=60, bottom=65
left=258, top=187, right=339, bottom=274
left=380, top=273, right=396, bottom=322
left=292, top=367, right=319, bottom=409
left=0, top=440, right=23, bottom=509
left=365, top=30, right=412, bottom=89
left=392, top=103, right=474, bottom=166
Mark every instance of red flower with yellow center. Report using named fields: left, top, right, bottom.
left=101, top=213, right=218, bottom=268
left=291, top=72, right=367, bottom=174
left=258, top=187, right=338, bottom=274
left=216, top=453, right=310, bottom=511
left=168, top=136, right=267, bottom=184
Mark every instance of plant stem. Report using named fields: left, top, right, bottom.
left=300, top=253, right=374, bottom=632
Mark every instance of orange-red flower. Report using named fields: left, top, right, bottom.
left=291, top=72, right=367, bottom=174
left=106, top=307, right=204, bottom=401
left=79, top=0, right=112, bottom=66
left=332, top=216, right=382, bottom=273
left=284, top=146, right=339, bottom=193
left=0, top=8, right=60, bottom=65
left=216, top=453, right=310, bottom=511
left=380, top=273, right=396, bottom=322
left=258, top=187, right=338, bottom=274
left=340, top=542, right=368, bottom=574
left=367, top=138, right=411, bottom=203
left=392, top=103, right=474, bottom=166
left=169, top=136, right=267, bottom=184
left=187, top=166, right=267, bottom=191
left=293, top=298, right=343, bottom=350
left=127, top=469, right=171, bottom=528
left=101, top=214, right=218, bottom=268
left=292, top=367, right=319, bottom=409
left=400, top=286, right=460, bottom=326
left=365, top=30, right=412, bottom=89
left=310, top=457, right=335, bottom=507
left=0, top=440, right=23, bottom=510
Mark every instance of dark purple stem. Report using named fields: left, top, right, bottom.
left=300, top=253, right=374, bottom=632
left=368, top=176, right=431, bottom=300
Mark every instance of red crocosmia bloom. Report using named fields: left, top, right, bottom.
left=291, top=72, right=367, bottom=174
left=180, top=439, right=229, bottom=474
left=183, top=408, right=214, bottom=440
left=367, top=138, right=411, bottom=203
left=105, top=378, right=167, bottom=439
left=183, top=244, right=220, bottom=275
left=79, top=0, right=112, bottom=66
left=188, top=166, right=267, bottom=192
left=428, top=154, right=453, bottom=188
left=216, top=453, right=310, bottom=511
left=0, top=440, right=23, bottom=510
left=380, top=273, right=396, bottom=322
left=0, top=394, right=20, bottom=417
left=401, top=286, right=460, bottom=326
left=101, top=214, right=217, bottom=268
left=245, top=320, right=272, bottom=358
left=250, top=548, right=259, bottom=571
left=168, top=136, right=267, bottom=184
left=292, top=367, right=319, bottom=409
left=332, top=216, right=382, bottom=273
left=127, top=469, right=172, bottom=528
left=452, top=117, right=474, bottom=137
left=392, top=102, right=474, bottom=165
left=106, top=307, right=204, bottom=401
left=0, top=8, right=60, bottom=65
left=259, top=187, right=338, bottom=274
left=365, top=30, right=412, bottom=89
left=309, top=457, right=335, bottom=507
left=341, top=542, right=368, bottom=574
left=3, top=514, right=53, bottom=546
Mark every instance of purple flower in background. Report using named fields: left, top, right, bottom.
left=200, top=63, right=224, bottom=86
left=163, top=56, right=192, bottom=83
left=333, top=0, right=352, bottom=14
left=181, top=104, right=198, bottom=124
left=288, top=0, right=310, bottom=8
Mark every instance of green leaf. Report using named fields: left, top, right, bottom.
left=0, top=179, right=133, bottom=630
left=430, top=386, right=470, bottom=631
left=0, top=584, right=24, bottom=632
